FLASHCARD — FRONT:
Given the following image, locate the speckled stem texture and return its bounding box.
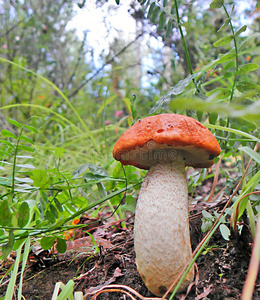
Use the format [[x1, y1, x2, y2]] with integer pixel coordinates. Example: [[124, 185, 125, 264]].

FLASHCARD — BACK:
[[134, 153, 194, 296]]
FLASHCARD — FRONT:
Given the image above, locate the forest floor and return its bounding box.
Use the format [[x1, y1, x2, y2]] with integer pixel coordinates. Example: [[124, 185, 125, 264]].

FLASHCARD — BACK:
[[1, 200, 260, 300], [0, 167, 260, 300]]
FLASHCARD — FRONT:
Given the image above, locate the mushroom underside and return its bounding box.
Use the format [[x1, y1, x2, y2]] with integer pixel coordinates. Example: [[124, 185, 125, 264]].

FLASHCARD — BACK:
[[117, 142, 214, 169]]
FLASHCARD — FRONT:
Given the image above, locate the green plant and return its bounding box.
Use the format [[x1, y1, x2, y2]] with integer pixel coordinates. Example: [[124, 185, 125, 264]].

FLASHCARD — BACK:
[[201, 209, 231, 241], [0, 60, 142, 298], [51, 280, 83, 300]]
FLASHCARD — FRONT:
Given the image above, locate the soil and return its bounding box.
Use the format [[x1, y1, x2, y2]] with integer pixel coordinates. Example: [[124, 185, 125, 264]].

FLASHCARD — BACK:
[[1, 200, 259, 300]]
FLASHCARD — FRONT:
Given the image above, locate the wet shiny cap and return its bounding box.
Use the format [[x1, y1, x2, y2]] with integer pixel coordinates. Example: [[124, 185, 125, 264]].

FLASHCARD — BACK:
[[113, 114, 221, 170]]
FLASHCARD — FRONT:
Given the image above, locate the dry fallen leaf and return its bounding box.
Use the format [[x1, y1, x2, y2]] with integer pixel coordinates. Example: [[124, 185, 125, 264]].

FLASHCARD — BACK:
[[195, 285, 212, 300]]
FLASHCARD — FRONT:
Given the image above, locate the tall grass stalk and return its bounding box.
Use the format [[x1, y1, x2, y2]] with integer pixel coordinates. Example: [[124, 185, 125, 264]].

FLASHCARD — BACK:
[[0, 57, 99, 152]]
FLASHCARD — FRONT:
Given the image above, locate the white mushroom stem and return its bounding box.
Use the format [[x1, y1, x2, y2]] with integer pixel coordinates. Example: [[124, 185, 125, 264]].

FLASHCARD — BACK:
[[134, 151, 194, 296]]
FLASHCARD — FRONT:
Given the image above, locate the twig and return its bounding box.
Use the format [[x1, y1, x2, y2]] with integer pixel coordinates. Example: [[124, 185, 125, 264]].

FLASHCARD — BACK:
[[206, 155, 222, 202], [241, 211, 260, 300], [85, 284, 161, 300], [68, 32, 144, 98]]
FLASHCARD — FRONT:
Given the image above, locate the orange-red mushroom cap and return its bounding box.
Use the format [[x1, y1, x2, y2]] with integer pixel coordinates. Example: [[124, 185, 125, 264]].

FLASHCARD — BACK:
[[113, 114, 221, 170]]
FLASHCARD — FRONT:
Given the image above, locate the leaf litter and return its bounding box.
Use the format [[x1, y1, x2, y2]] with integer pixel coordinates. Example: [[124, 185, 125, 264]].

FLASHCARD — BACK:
[[0, 183, 259, 299]]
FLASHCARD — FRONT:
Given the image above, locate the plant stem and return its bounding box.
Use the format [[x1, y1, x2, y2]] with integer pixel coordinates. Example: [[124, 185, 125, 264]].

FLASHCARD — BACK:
[[241, 207, 260, 300], [174, 0, 193, 77], [0, 57, 99, 152], [0, 182, 141, 244], [173, 0, 200, 94], [223, 4, 239, 129], [11, 127, 24, 198], [223, 5, 239, 104]]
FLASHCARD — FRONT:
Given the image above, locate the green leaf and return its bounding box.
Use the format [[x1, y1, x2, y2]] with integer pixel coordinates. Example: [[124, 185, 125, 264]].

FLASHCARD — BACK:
[[13, 236, 28, 251], [210, 0, 224, 9], [72, 164, 88, 178], [163, 0, 167, 7], [197, 111, 203, 122], [30, 169, 52, 189], [56, 238, 67, 254], [40, 236, 56, 250], [223, 71, 233, 78], [230, 3, 235, 14], [219, 224, 230, 241], [237, 63, 259, 75], [147, 2, 156, 19], [0, 140, 15, 149], [24, 125, 38, 133], [170, 4, 175, 14], [78, 0, 86, 8], [158, 11, 166, 30], [168, 96, 260, 121], [149, 73, 200, 114], [88, 164, 109, 177], [84, 172, 108, 181], [20, 135, 34, 144], [18, 202, 30, 228], [206, 88, 231, 99], [8, 119, 22, 128], [49, 204, 58, 219], [214, 35, 233, 47], [96, 95, 117, 117], [73, 163, 109, 179], [54, 198, 63, 212], [209, 112, 218, 124], [216, 53, 236, 64], [217, 18, 231, 32], [202, 210, 214, 220], [224, 61, 235, 70], [235, 25, 247, 37], [53, 147, 66, 158], [239, 147, 260, 164], [18, 145, 34, 152], [130, 95, 137, 121], [0, 200, 11, 226], [0, 149, 13, 157], [165, 19, 173, 37], [151, 6, 161, 24], [201, 219, 213, 232], [45, 209, 56, 223], [1, 129, 17, 139], [2, 230, 15, 259], [236, 81, 260, 93], [115, 0, 120, 4]]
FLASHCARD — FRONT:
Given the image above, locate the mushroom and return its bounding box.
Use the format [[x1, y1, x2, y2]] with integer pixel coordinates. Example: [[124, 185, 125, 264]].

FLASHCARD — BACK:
[[113, 114, 221, 296]]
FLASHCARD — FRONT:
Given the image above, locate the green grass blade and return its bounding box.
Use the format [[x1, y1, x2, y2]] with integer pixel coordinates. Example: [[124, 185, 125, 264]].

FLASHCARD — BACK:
[[206, 124, 260, 143], [0, 57, 99, 152], [239, 146, 260, 164], [56, 280, 74, 300], [17, 238, 31, 300], [241, 208, 260, 300], [0, 104, 82, 135], [5, 240, 25, 300]]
